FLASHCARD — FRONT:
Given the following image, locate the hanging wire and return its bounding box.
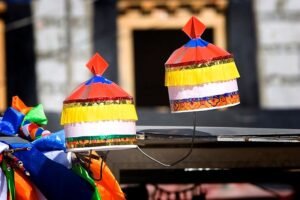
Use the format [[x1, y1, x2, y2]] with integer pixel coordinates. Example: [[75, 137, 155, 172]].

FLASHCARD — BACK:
[[92, 151, 109, 181], [137, 112, 197, 167], [76, 150, 109, 181], [3, 147, 31, 176]]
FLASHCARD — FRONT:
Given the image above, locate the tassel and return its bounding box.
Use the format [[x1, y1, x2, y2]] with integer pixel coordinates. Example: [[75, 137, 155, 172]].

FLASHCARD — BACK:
[[165, 61, 240, 86], [61, 104, 138, 125]]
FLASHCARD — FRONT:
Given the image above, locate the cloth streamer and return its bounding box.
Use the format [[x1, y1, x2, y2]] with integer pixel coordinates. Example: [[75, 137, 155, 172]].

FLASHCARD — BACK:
[[0, 142, 9, 200], [14, 170, 46, 200], [88, 154, 125, 200], [0, 107, 24, 136], [43, 150, 72, 169], [11, 96, 48, 126], [72, 163, 101, 200], [14, 147, 94, 200], [23, 104, 48, 126], [0, 167, 7, 200], [1, 160, 15, 200], [11, 96, 32, 115], [31, 130, 65, 151]]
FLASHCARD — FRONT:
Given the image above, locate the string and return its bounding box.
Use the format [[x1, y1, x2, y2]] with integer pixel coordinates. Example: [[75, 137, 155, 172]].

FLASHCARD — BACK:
[[92, 151, 109, 181], [3, 147, 31, 176], [75, 151, 109, 181], [137, 112, 197, 167]]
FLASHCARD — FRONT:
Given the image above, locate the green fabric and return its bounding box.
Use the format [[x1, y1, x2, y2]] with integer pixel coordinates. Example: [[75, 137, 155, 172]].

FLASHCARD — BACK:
[[72, 163, 101, 200], [1, 160, 15, 200], [23, 104, 48, 125]]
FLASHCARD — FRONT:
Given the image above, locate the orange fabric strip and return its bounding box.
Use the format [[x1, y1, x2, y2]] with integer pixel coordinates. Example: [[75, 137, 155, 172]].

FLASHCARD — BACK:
[[11, 96, 32, 114], [89, 153, 125, 200], [14, 170, 39, 200]]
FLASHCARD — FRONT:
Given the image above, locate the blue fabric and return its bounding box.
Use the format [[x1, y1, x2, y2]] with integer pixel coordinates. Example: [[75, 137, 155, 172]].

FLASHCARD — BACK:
[[7, 130, 65, 152], [14, 147, 94, 200], [35, 127, 44, 138], [0, 136, 31, 149], [184, 38, 209, 47], [85, 76, 112, 85], [0, 107, 24, 136], [32, 130, 66, 152], [9, 142, 32, 149]]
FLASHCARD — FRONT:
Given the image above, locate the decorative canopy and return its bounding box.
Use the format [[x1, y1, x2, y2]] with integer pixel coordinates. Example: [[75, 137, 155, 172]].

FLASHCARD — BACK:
[[61, 53, 138, 152], [165, 17, 240, 113]]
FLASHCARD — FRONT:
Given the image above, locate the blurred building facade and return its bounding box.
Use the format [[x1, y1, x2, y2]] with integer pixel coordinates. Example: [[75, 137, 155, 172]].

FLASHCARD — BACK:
[[2, 0, 300, 128], [255, 0, 300, 109], [32, 0, 92, 111], [1, 1, 300, 199], [117, 0, 228, 107]]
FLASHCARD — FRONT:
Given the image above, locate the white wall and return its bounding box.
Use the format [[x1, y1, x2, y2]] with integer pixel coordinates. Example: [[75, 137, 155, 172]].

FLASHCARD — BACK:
[[255, 0, 300, 109], [33, 0, 92, 112]]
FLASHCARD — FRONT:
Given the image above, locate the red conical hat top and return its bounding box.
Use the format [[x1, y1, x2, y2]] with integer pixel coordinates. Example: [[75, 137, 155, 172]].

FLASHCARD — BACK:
[[182, 16, 206, 39], [86, 53, 108, 76], [165, 16, 231, 67], [64, 53, 132, 103]]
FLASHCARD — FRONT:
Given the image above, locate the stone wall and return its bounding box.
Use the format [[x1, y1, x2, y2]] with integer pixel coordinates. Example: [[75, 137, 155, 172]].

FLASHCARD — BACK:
[[255, 0, 300, 109], [33, 0, 92, 111]]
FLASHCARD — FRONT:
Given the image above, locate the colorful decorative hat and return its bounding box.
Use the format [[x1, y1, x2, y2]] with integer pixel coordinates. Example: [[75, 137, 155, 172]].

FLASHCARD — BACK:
[[61, 53, 138, 152], [165, 17, 240, 113]]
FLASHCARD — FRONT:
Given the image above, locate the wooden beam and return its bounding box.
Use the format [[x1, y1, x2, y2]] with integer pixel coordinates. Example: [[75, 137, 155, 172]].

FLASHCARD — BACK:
[[0, 2, 6, 111]]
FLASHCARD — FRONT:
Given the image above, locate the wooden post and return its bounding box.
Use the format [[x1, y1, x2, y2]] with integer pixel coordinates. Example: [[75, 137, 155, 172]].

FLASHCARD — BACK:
[[0, 2, 6, 111]]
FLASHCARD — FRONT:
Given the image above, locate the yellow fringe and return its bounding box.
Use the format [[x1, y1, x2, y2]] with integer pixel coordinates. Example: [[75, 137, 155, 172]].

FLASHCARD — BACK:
[[165, 62, 240, 86], [61, 104, 138, 125]]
